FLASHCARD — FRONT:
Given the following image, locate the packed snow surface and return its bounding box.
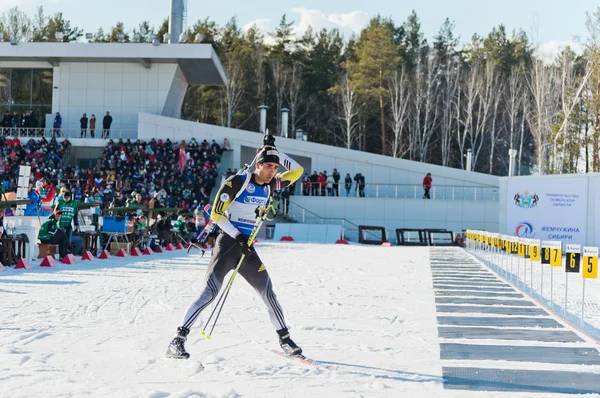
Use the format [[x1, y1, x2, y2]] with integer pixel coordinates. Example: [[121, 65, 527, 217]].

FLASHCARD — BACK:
[[0, 243, 598, 397]]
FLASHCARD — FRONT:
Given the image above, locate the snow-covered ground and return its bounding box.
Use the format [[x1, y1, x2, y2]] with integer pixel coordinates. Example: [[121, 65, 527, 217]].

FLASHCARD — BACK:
[[1, 243, 599, 397], [0, 243, 446, 398]]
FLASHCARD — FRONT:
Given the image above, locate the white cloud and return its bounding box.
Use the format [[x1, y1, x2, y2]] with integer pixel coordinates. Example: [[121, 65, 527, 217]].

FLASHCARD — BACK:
[[0, 0, 31, 13], [243, 8, 370, 43], [536, 40, 583, 64], [327, 10, 370, 34]]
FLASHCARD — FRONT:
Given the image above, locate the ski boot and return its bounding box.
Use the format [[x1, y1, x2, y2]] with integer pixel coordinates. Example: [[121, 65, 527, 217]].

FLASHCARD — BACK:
[[166, 327, 190, 359], [277, 327, 302, 356]]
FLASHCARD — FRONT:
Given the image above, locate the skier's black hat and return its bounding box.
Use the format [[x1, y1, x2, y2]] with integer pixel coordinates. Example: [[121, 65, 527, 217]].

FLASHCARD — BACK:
[[257, 147, 279, 165]]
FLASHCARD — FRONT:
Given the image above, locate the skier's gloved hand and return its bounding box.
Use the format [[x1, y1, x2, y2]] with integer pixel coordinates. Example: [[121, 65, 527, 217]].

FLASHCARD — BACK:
[[235, 233, 254, 256], [263, 134, 276, 147]]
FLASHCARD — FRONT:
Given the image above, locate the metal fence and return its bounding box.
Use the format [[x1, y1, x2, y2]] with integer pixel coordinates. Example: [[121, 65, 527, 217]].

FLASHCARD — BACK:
[[282, 200, 386, 243], [297, 183, 498, 201], [466, 232, 600, 342], [0, 127, 137, 140]]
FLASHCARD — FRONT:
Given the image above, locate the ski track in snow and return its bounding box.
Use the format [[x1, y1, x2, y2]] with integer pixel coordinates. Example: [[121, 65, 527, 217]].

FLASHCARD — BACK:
[[0, 243, 597, 397]]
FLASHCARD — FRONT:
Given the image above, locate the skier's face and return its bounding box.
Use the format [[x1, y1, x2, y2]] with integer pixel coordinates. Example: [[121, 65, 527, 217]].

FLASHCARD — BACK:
[[255, 162, 279, 183]]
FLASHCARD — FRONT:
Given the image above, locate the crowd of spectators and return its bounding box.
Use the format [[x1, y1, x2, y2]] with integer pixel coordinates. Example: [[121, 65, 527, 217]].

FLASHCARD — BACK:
[[0, 136, 71, 193], [1, 109, 41, 136], [59, 137, 224, 211], [0, 136, 226, 218], [300, 169, 366, 197]]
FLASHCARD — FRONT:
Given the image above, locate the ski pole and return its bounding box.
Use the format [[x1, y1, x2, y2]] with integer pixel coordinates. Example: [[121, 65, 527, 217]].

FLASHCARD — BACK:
[[201, 199, 273, 339]]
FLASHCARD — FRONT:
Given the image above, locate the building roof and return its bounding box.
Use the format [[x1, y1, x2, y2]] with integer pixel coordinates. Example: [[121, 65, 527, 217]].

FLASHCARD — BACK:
[[0, 42, 227, 86]]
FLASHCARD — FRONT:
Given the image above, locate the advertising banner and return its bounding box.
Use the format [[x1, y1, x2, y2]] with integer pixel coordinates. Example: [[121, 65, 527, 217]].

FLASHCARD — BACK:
[[506, 176, 588, 246]]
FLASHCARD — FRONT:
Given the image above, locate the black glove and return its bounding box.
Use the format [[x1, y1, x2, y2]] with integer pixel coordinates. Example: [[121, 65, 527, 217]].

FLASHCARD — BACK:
[[235, 233, 254, 256], [263, 134, 276, 147]]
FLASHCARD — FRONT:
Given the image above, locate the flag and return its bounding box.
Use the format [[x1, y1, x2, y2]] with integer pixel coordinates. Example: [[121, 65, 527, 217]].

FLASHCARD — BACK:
[[179, 144, 190, 172]]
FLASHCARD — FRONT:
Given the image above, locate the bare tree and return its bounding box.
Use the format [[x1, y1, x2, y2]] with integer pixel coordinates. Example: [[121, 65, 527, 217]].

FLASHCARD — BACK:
[[387, 67, 410, 158], [553, 50, 593, 173], [526, 58, 560, 174], [457, 61, 482, 169], [440, 60, 460, 166], [411, 51, 441, 162], [585, 8, 600, 171], [506, 65, 525, 150], [270, 58, 288, 135], [486, 63, 504, 174], [285, 63, 308, 134], [224, 62, 245, 128], [1, 6, 31, 42], [333, 73, 360, 149], [471, 60, 495, 170]]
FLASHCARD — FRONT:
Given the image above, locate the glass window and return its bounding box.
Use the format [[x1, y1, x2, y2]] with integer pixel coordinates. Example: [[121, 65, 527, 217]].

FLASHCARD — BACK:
[[32, 69, 53, 105], [10, 69, 32, 105], [0, 68, 53, 112]]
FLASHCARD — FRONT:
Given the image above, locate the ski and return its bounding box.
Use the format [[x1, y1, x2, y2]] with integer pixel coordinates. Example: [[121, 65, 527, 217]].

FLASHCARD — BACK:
[[272, 350, 334, 370]]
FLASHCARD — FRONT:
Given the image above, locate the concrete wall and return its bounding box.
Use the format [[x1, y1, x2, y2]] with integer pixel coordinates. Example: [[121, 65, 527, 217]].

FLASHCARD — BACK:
[[138, 113, 499, 188], [51, 62, 187, 134], [291, 196, 499, 234]]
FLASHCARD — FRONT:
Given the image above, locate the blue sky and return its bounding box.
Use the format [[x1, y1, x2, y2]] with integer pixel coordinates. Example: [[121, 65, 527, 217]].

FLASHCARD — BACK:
[[4, 0, 598, 50]]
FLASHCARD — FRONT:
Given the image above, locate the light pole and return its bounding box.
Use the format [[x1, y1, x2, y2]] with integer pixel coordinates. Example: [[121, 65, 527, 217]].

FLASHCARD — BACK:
[[508, 149, 518, 176]]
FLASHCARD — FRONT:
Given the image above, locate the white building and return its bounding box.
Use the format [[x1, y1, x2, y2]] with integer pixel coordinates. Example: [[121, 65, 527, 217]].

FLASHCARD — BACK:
[[0, 42, 226, 135]]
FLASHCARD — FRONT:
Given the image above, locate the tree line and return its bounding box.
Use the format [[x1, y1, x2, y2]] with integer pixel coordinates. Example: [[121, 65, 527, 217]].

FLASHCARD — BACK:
[[3, 6, 600, 176]]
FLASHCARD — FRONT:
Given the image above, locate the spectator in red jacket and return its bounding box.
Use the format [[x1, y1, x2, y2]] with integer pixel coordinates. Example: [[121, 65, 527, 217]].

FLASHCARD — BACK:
[[317, 172, 326, 196], [423, 173, 432, 199]]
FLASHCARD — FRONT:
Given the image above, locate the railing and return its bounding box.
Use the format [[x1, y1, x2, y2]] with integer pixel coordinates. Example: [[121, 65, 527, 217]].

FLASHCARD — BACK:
[[282, 200, 386, 243], [466, 231, 600, 342], [0, 127, 137, 140], [297, 183, 498, 201]]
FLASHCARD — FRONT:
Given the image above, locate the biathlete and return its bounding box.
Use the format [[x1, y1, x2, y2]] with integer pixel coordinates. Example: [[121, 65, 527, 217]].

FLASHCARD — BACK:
[[167, 135, 304, 359]]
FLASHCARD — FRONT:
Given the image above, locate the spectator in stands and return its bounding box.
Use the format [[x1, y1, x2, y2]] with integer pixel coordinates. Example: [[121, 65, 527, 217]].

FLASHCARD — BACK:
[[111, 192, 126, 208], [317, 172, 326, 196], [80, 113, 88, 138], [25, 109, 37, 134], [326, 173, 334, 196], [423, 173, 432, 199], [354, 173, 365, 197], [310, 171, 318, 196], [147, 192, 160, 230], [1, 111, 10, 134], [211, 140, 221, 156], [344, 173, 352, 197], [53, 112, 62, 137], [89, 114, 96, 138], [359, 173, 365, 197], [281, 187, 290, 215], [353, 173, 360, 196], [332, 168, 340, 196], [102, 111, 113, 139], [223, 138, 231, 151], [301, 173, 310, 196], [11, 111, 19, 135]]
